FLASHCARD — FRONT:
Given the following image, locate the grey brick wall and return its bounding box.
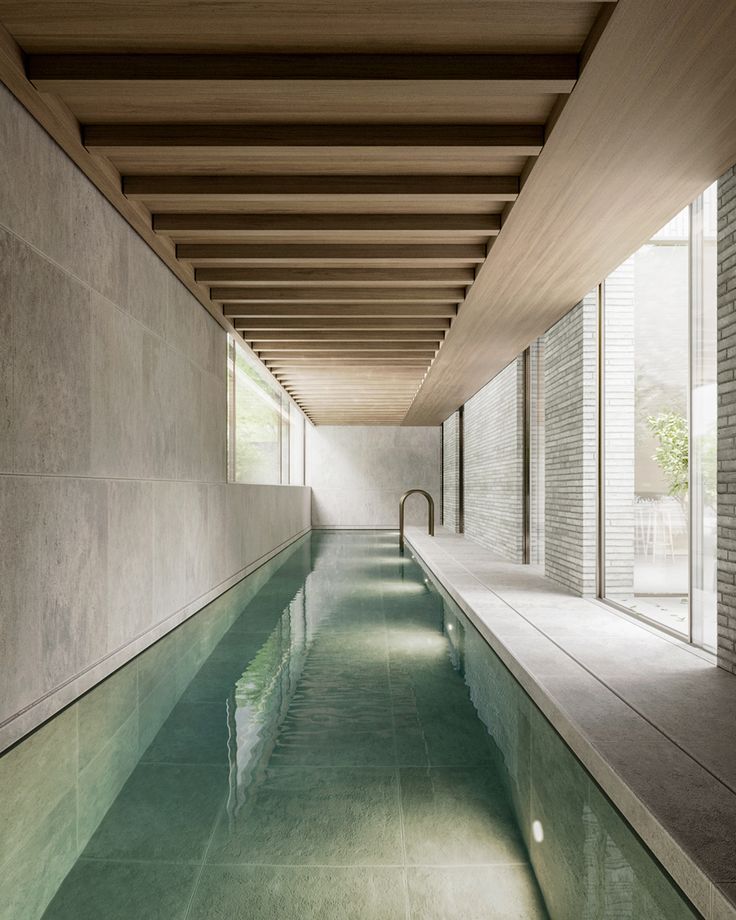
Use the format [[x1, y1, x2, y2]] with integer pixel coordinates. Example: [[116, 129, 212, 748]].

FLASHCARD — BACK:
[[602, 261, 636, 599], [528, 340, 545, 564], [464, 358, 525, 562], [442, 411, 462, 531], [717, 165, 736, 673], [544, 293, 599, 595]]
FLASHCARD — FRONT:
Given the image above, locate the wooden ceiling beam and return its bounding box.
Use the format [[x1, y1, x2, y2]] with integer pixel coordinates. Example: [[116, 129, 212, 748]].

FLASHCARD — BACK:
[[154, 213, 501, 234], [125, 174, 519, 200], [227, 303, 457, 317], [195, 267, 475, 285], [217, 286, 463, 303], [244, 330, 443, 342], [254, 343, 437, 353], [177, 243, 486, 264], [30, 53, 577, 90], [83, 123, 544, 155], [235, 317, 451, 330], [266, 358, 431, 366]]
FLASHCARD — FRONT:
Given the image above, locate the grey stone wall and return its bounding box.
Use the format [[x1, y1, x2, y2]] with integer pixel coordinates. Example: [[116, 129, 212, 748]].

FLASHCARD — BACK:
[[306, 425, 441, 528], [717, 165, 736, 673], [0, 84, 310, 749], [463, 358, 525, 561], [544, 293, 599, 594], [442, 411, 462, 531]]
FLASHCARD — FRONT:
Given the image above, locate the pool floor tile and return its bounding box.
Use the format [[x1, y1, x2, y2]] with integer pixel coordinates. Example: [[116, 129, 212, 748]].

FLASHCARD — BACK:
[[83, 763, 226, 862], [206, 766, 403, 866], [400, 767, 528, 866], [42, 859, 199, 920], [271, 725, 397, 767], [187, 865, 408, 920], [140, 701, 230, 766], [406, 866, 548, 919]]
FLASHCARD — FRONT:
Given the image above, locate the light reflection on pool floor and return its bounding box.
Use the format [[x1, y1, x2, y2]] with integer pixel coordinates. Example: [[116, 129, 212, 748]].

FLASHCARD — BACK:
[[42, 531, 547, 919], [40, 531, 696, 920]]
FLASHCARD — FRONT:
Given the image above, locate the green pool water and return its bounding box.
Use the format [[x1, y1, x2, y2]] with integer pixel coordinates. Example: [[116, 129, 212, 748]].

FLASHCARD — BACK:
[[4, 531, 698, 919]]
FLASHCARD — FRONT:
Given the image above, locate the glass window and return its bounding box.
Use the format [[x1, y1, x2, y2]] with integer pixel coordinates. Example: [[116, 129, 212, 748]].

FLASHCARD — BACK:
[[289, 401, 306, 485], [601, 185, 717, 650], [227, 336, 304, 485]]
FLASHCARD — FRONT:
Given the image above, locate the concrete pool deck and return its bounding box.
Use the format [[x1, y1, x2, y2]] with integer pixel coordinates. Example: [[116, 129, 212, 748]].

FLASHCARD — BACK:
[[405, 526, 736, 920]]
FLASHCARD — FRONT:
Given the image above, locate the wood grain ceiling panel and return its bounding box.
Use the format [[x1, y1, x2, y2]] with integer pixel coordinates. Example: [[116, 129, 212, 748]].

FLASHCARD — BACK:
[[0, 3, 599, 53], [0, 0, 612, 424]]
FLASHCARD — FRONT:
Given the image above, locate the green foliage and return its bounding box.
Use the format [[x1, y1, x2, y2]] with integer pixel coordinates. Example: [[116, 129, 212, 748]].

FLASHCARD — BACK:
[[647, 411, 689, 497]]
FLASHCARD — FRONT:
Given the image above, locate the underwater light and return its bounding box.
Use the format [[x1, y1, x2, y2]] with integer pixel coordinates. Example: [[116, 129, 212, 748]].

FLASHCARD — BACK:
[[447, 623, 454, 631], [532, 820, 544, 843]]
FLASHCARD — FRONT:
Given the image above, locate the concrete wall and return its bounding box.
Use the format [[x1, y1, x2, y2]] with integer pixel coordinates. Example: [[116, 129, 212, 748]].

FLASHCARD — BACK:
[[463, 358, 526, 561], [717, 165, 736, 674], [442, 411, 462, 531], [544, 293, 599, 595], [0, 84, 310, 751], [0, 535, 311, 920], [306, 425, 441, 528]]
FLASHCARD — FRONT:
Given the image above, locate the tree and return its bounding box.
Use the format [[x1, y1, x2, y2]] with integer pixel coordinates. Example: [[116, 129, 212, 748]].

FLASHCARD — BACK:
[[646, 411, 688, 498]]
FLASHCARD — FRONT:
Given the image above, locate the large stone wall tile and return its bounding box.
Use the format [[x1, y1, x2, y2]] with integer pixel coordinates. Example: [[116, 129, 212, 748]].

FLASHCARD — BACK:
[[0, 477, 43, 723], [90, 293, 149, 478], [206, 321, 227, 381], [125, 230, 168, 338], [0, 85, 71, 258], [107, 480, 154, 651], [306, 426, 439, 528], [141, 333, 178, 480], [173, 356, 203, 482], [0, 702, 77, 868], [152, 480, 209, 618], [7, 475, 108, 708], [201, 371, 227, 483], [77, 661, 138, 769], [64, 171, 129, 307], [166, 274, 213, 373], [0, 230, 14, 472], [0, 788, 78, 920], [207, 484, 243, 587], [12, 246, 92, 475]]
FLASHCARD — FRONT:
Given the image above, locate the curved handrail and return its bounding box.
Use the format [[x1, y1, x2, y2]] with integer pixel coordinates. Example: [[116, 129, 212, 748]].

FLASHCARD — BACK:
[[399, 489, 435, 551]]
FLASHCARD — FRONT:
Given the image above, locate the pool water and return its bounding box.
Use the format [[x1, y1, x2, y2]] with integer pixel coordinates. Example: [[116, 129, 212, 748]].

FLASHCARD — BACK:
[[11, 531, 697, 918]]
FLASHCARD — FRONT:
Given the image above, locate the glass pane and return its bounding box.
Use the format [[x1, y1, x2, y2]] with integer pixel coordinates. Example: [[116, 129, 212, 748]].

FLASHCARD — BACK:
[[691, 183, 718, 652], [603, 207, 690, 635], [289, 402, 305, 485], [231, 341, 288, 484]]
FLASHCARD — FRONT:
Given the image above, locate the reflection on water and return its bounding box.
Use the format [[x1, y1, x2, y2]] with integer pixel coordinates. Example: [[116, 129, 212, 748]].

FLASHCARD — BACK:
[[19, 531, 698, 919]]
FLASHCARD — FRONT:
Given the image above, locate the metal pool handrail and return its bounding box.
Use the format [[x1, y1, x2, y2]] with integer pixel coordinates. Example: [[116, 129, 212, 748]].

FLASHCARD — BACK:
[[399, 489, 435, 551]]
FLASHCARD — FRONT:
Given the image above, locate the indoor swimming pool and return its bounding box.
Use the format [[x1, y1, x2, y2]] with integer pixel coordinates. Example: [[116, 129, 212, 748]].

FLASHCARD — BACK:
[[3, 532, 697, 919]]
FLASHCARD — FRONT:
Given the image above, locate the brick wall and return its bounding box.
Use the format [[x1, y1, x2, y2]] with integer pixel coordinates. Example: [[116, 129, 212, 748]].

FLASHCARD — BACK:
[[544, 293, 599, 594], [528, 340, 545, 564], [603, 260, 636, 599], [442, 411, 462, 531], [464, 358, 525, 561], [717, 165, 736, 673]]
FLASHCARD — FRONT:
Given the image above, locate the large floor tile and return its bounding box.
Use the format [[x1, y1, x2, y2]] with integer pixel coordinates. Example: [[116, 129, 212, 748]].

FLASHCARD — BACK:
[[141, 701, 230, 766], [42, 859, 198, 920], [271, 725, 396, 767], [83, 763, 226, 862], [206, 766, 403, 866], [188, 865, 407, 920], [400, 767, 527, 866], [406, 866, 548, 919]]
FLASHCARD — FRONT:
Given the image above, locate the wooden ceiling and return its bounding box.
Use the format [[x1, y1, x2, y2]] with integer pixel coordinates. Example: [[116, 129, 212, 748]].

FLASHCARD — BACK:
[[0, 0, 610, 424]]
